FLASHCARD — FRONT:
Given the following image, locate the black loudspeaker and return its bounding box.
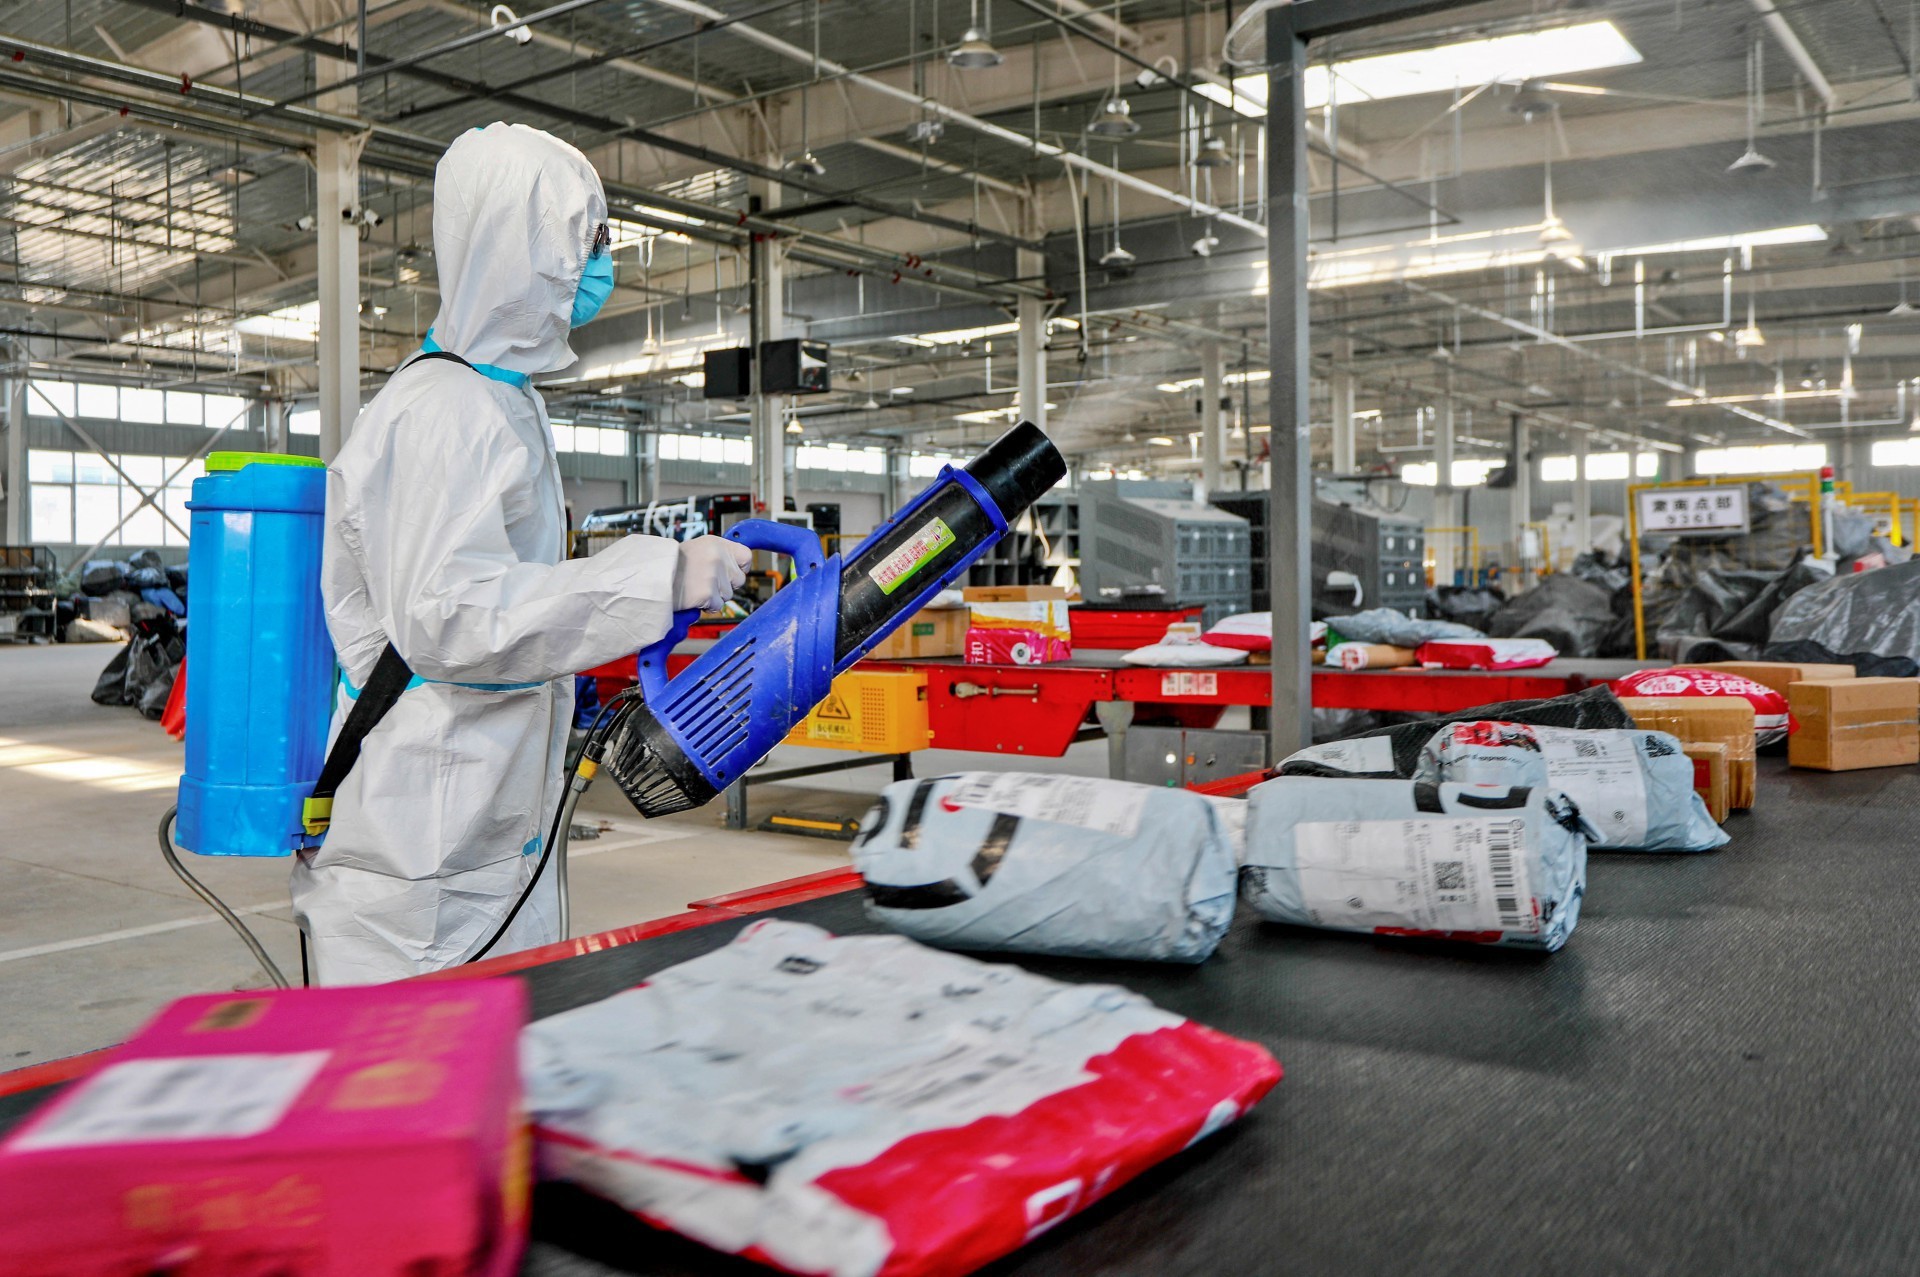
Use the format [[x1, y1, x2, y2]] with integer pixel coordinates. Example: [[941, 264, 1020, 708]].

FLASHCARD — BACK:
[[759, 338, 831, 394], [702, 347, 752, 399]]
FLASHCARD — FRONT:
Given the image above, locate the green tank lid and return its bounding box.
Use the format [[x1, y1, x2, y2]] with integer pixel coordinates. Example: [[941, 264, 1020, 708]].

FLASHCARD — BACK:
[[206, 451, 325, 473]]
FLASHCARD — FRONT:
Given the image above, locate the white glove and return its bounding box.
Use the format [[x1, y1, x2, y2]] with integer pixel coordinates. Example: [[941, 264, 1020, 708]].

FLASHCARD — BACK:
[[675, 535, 752, 612]]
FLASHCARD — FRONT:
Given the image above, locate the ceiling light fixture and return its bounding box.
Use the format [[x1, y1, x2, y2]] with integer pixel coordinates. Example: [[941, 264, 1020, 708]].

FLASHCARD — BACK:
[[1087, 96, 1141, 137], [1728, 37, 1776, 174], [1732, 296, 1766, 349], [1099, 244, 1137, 269], [785, 417, 804, 434], [1195, 135, 1232, 168], [949, 0, 1002, 68], [787, 0, 828, 178]]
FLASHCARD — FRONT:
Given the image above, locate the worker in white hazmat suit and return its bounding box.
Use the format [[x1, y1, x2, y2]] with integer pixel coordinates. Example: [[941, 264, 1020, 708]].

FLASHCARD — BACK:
[[291, 122, 750, 984]]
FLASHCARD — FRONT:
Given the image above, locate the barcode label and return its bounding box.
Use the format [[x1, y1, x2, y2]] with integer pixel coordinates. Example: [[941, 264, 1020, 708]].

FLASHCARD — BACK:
[[1293, 816, 1539, 935]]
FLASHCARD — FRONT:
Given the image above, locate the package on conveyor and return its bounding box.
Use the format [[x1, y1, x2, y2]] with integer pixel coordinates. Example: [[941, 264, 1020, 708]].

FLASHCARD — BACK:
[[0, 981, 529, 1277], [1327, 641, 1416, 670], [1695, 659, 1855, 699], [1240, 778, 1591, 951], [1278, 684, 1637, 779], [851, 772, 1238, 962], [1415, 637, 1557, 671], [521, 919, 1281, 1277], [1612, 667, 1789, 747], [1617, 694, 1758, 809], [963, 584, 1072, 665], [1787, 677, 1920, 771], [1413, 721, 1729, 852], [1683, 741, 1732, 822]]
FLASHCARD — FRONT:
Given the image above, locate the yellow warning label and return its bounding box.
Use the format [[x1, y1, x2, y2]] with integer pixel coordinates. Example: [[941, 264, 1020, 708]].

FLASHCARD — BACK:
[[815, 693, 852, 720], [807, 717, 857, 743]]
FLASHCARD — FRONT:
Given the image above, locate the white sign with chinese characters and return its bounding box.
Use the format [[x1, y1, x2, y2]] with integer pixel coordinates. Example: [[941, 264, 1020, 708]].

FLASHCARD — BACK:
[[1636, 485, 1750, 536]]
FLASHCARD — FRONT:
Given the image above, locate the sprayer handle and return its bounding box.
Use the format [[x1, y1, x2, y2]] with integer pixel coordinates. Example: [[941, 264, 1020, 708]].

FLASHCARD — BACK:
[[636, 608, 701, 703], [725, 519, 825, 574]]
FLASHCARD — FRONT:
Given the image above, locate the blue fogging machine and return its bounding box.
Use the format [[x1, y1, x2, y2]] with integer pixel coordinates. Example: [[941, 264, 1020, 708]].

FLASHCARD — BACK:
[[172, 423, 1064, 856], [604, 420, 1063, 815]]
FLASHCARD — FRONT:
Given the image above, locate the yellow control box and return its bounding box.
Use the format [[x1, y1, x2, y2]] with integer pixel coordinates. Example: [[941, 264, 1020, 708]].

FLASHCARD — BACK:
[[784, 669, 931, 753]]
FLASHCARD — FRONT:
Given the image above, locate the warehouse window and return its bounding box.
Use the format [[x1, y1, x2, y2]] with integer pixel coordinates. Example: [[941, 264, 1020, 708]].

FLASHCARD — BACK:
[[120, 388, 167, 424], [27, 449, 202, 547], [1539, 452, 1660, 481], [908, 453, 955, 477], [657, 434, 749, 464], [550, 420, 630, 455], [1870, 439, 1920, 467], [1692, 443, 1827, 476], [1400, 459, 1502, 486], [797, 445, 885, 474], [27, 381, 76, 417], [289, 408, 320, 436]]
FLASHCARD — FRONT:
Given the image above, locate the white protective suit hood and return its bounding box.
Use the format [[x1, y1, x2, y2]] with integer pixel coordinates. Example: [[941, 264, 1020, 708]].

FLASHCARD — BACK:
[[292, 122, 681, 985], [430, 121, 606, 375]]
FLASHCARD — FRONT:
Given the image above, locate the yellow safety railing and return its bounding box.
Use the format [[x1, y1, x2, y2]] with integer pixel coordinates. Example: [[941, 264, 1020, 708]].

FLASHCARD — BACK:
[[1627, 472, 1822, 660], [1836, 488, 1904, 547], [1523, 520, 1553, 575], [1425, 526, 1481, 587]]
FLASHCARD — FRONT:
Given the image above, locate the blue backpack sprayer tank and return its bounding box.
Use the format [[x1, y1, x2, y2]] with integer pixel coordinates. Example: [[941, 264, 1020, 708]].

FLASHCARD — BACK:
[[160, 423, 1065, 979]]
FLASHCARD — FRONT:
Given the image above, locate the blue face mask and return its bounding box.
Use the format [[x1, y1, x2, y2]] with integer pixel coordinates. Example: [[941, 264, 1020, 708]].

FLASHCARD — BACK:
[[570, 250, 614, 328]]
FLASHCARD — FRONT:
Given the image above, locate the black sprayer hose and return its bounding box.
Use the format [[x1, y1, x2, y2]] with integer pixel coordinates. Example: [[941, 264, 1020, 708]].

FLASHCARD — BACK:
[[462, 686, 644, 964], [158, 807, 291, 990]]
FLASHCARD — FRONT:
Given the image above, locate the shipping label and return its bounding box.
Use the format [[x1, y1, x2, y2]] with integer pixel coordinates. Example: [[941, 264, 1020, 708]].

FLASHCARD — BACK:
[[12, 1052, 331, 1149], [1533, 727, 1649, 847], [945, 773, 1149, 838], [1159, 671, 1218, 697], [1292, 816, 1537, 935]]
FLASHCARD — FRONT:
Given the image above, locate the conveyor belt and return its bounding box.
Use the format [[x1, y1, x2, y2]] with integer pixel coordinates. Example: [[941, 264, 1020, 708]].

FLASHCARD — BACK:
[[6, 757, 1918, 1274]]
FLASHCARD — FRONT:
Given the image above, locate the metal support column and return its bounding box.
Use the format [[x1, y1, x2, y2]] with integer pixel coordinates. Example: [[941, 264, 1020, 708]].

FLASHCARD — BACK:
[[1510, 413, 1532, 578], [1200, 338, 1225, 495], [1265, 5, 1313, 757], [1572, 430, 1592, 555], [1434, 374, 1458, 530], [748, 181, 786, 516], [2, 379, 23, 544], [1015, 210, 1049, 435], [1330, 334, 1357, 474], [314, 60, 361, 463]]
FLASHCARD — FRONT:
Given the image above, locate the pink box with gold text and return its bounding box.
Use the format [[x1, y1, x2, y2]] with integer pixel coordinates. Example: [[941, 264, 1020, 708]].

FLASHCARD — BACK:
[[0, 979, 529, 1277]]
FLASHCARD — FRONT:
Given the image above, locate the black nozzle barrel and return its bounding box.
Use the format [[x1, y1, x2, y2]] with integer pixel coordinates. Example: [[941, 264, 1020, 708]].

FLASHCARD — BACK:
[[833, 422, 1066, 663], [966, 420, 1067, 523]]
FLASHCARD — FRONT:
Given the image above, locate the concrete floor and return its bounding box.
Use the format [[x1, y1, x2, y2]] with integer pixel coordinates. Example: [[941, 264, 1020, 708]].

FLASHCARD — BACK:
[[0, 641, 1118, 1071]]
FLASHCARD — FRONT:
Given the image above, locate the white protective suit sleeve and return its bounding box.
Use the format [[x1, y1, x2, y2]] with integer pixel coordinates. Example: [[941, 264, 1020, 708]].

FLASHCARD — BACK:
[[330, 377, 679, 686]]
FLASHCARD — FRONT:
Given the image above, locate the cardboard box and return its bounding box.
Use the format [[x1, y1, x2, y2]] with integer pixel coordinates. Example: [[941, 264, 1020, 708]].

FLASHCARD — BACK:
[[1330, 642, 1417, 670], [1696, 660, 1856, 699], [962, 584, 1069, 603], [1683, 741, 1731, 823], [0, 980, 529, 1277], [866, 606, 968, 660], [1619, 695, 1758, 809], [1787, 677, 1920, 771], [966, 598, 1072, 665]]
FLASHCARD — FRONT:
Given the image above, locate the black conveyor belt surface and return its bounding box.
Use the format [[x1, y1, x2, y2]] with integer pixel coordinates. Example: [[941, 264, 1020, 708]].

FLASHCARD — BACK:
[[5, 759, 1918, 1275]]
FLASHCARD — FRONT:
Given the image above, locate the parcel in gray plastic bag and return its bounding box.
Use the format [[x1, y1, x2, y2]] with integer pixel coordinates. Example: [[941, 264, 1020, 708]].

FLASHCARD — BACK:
[[852, 772, 1238, 962], [1242, 778, 1588, 951], [1414, 721, 1729, 853]]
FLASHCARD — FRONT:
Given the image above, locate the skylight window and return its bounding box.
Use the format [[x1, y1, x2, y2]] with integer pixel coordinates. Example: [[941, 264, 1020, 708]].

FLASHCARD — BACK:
[[1196, 21, 1641, 115]]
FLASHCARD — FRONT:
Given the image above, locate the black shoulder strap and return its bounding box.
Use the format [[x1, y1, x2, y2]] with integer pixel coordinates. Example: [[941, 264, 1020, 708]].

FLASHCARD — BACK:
[[301, 346, 487, 837], [303, 644, 413, 836], [301, 347, 487, 837], [404, 348, 477, 373]]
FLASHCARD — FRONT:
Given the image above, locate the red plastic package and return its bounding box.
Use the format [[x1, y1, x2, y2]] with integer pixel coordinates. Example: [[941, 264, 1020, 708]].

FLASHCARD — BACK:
[[1415, 637, 1558, 670], [522, 921, 1280, 1277], [1611, 667, 1790, 744]]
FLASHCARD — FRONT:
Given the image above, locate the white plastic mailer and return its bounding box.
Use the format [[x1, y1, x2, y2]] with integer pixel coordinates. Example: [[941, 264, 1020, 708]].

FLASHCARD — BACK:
[[523, 920, 1282, 1277], [1242, 778, 1590, 951], [1413, 722, 1729, 853], [852, 773, 1237, 963]]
